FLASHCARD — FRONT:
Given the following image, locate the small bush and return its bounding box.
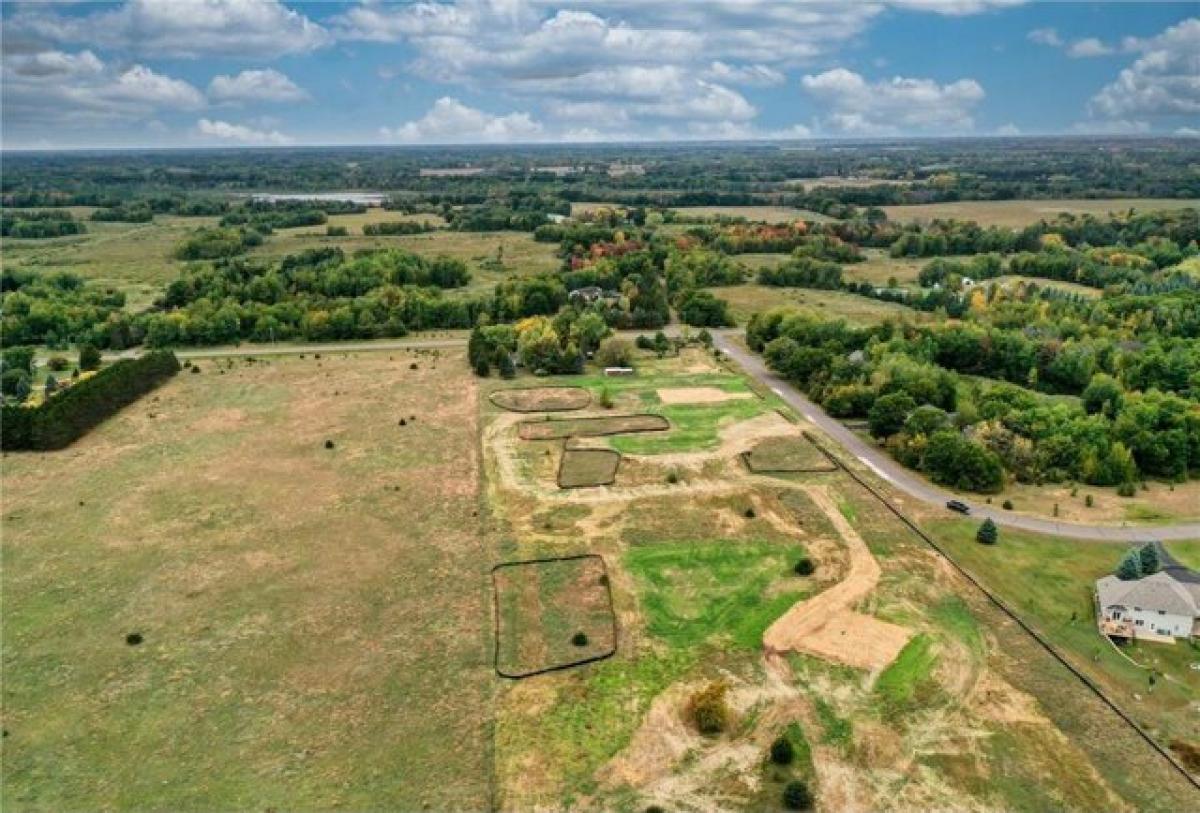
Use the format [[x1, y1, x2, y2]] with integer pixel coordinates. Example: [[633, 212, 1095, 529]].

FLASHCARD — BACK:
[[666, 469, 679, 484], [324, 439, 335, 449], [783, 780, 813, 811], [743, 507, 756, 519], [571, 631, 589, 647], [598, 385, 614, 409], [1001, 499, 1013, 510], [78, 344, 102, 372], [687, 681, 729, 735], [794, 558, 815, 576], [1085, 494, 1094, 507], [769, 736, 795, 765], [125, 632, 143, 646], [975, 518, 998, 545], [46, 356, 69, 372], [1117, 481, 1136, 497]]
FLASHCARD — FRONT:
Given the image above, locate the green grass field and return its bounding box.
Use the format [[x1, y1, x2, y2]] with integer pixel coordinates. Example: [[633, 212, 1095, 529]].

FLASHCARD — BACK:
[[709, 283, 932, 326], [926, 519, 1200, 750], [626, 538, 809, 650]]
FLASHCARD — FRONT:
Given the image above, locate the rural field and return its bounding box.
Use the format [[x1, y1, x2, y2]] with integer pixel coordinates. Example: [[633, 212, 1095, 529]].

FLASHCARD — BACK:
[[2, 350, 494, 810], [5, 34, 1200, 809], [882, 198, 1199, 228], [477, 345, 1198, 811], [709, 283, 935, 327]]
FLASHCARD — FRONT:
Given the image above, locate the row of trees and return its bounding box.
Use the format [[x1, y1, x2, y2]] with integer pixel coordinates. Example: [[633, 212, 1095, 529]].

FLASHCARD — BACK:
[[750, 310, 1200, 491], [1, 209, 86, 238]]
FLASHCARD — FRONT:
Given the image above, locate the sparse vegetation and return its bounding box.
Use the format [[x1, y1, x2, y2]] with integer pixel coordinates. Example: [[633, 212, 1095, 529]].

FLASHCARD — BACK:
[[687, 681, 730, 735]]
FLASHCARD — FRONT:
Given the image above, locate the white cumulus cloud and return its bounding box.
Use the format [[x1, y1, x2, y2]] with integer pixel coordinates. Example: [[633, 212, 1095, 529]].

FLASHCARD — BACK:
[[801, 68, 985, 134], [208, 69, 309, 104], [1088, 18, 1200, 122], [2, 48, 204, 128], [381, 97, 545, 144], [197, 118, 293, 145], [1066, 37, 1114, 58], [11, 0, 330, 59]]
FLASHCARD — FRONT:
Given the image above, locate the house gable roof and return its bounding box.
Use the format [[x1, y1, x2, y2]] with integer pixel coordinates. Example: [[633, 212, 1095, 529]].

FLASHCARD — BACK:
[[1096, 571, 1200, 617]]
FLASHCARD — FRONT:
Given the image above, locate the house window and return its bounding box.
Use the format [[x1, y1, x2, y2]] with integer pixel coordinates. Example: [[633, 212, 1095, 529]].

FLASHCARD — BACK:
[[1136, 619, 1144, 626], [1159, 610, 1166, 615]]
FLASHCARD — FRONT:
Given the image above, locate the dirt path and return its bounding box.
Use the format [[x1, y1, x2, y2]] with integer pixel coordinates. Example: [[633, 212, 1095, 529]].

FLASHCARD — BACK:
[[763, 484, 911, 671]]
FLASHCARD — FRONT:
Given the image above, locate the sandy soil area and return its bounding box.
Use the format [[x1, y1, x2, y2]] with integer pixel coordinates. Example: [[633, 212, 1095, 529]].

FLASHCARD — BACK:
[[656, 386, 755, 405], [763, 484, 911, 671]]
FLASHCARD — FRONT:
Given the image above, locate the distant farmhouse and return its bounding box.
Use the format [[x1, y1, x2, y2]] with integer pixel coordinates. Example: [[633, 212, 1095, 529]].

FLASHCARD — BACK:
[[1096, 555, 1200, 643], [568, 286, 621, 306]]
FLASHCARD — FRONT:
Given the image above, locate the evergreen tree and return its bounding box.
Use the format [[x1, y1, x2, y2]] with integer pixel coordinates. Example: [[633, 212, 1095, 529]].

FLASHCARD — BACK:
[[496, 348, 516, 379], [975, 518, 998, 545], [560, 342, 584, 374], [1138, 543, 1160, 575], [1116, 550, 1143, 581], [78, 343, 102, 371]]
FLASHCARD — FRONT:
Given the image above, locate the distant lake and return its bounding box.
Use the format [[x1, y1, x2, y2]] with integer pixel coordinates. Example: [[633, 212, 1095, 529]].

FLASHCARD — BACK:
[[249, 191, 389, 206]]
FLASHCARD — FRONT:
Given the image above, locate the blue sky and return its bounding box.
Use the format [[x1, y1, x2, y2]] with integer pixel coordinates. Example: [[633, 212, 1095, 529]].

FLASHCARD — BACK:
[[2, 1, 1197, 148]]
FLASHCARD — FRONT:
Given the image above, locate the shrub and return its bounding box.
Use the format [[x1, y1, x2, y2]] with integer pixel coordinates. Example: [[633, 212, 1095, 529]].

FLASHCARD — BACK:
[[571, 631, 589, 647], [326, 225, 349, 237], [598, 385, 614, 409], [1085, 494, 1094, 507], [324, 439, 335, 449], [1117, 481, 1137, 497], [1116, 550, 1142, 581], [744, 507, 756, 519], [794, 558, 815, 576], [783, 780, 813, 811], [666, 469, 679, 484], [975, 518, 998, 545], [687, 681, 729, 735], [769, 736, 795, 765], [595, 337, 634, 368], [78, 344, 102, 372], [473, 357, 491, 377], [46, 356, 69, 372], [1001, 499, 1013, 510], [1139, 543, 1160, 575]]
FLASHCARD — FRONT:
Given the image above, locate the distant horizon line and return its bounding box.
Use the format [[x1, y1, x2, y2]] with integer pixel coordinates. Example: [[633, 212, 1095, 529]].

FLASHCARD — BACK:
[[4, 133, 1198, 154]]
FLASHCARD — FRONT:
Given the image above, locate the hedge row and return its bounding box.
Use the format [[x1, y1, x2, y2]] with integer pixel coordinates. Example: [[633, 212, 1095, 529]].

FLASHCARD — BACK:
[[1, 350, 181, 450]]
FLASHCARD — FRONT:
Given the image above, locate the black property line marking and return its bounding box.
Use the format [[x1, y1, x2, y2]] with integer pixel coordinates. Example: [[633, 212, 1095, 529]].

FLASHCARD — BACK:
[[488, 385, 593, 413], [517, 413, 670, 440], [556, 443, 621, 489], [801, 430, 1200, 792], [490, 554, 619, 680]]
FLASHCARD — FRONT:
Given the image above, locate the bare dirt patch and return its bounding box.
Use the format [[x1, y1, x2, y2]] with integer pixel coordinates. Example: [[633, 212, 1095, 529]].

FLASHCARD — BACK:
[[763, 485, 912, 670], [490, 386, 591, 412], [656, 386, 754, 405]]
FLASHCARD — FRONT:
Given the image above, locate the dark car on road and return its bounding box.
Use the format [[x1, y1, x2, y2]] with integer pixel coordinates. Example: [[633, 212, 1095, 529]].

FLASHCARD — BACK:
[[946, 499, 971, 514]]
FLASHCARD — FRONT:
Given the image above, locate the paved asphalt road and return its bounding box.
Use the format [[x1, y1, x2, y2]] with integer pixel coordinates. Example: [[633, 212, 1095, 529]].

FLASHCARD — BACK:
[[116, 329, 1199, 541], [712, 332, 1200, 543]]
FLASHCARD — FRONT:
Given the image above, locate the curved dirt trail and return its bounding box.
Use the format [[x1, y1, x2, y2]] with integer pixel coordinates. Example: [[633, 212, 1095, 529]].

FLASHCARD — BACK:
[[763, 484, 911, 670]]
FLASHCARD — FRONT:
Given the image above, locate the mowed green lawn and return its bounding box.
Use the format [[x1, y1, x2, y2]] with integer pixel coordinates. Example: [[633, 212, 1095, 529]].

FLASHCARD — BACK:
[[1, 351, 493, 810], [927, 520, 1200, 749]]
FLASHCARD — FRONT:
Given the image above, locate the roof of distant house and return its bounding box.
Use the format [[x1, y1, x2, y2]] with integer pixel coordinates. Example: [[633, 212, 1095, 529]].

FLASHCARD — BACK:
[[1096, 571, 1200, 617]]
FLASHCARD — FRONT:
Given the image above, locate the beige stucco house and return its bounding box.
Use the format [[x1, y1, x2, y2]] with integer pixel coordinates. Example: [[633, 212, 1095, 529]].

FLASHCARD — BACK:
[[1096, 570, 1200, 643]]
